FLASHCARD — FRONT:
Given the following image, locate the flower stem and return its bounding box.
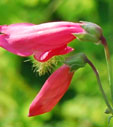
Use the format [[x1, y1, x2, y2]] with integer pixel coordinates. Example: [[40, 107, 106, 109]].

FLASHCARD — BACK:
[[85, 57, 113, 114], [108, 116, 113, 127], [101, 36, 113, 105]]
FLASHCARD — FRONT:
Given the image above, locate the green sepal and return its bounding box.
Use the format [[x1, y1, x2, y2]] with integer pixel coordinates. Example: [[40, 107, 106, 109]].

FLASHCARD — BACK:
[[64, 53, 87, 71], [73, 21, 103, 44]]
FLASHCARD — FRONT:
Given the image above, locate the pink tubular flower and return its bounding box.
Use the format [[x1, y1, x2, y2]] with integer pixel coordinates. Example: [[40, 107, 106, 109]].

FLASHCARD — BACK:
[[28, 64, 74, 116], [0, 22, 84, 62]]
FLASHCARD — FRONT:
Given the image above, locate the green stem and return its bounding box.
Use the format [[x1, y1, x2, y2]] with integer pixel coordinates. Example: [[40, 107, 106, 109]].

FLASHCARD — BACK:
[[85, 57, 113, 114], [108, 116, 113, 127], [101, 36, 113, 105]]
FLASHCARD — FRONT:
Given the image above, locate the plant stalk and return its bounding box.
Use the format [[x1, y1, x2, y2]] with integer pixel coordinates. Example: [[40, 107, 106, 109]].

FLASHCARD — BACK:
[[85, 57, 113, 114], [101, 36, 113, 105]]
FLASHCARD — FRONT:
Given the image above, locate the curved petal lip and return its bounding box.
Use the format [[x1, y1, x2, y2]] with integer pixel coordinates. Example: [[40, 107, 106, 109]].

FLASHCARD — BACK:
[[34, 45, 74, 62]]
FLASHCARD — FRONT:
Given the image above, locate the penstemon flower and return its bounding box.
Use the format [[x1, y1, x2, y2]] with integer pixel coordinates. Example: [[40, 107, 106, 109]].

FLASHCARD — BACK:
[[28, 53, 87, 117], [28, 64, 74, 116], [0, 22, 84, 62]]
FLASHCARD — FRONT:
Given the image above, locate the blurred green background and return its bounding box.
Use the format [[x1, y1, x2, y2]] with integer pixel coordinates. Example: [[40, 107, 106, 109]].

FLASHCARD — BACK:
[[0, 0, 113, 127]]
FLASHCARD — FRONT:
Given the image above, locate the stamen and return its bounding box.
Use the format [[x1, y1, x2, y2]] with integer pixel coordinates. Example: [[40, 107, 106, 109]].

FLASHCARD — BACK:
[[32, 56, 64, 76]]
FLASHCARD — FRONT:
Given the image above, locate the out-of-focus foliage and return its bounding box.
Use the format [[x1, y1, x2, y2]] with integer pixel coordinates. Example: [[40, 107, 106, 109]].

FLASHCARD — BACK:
[[0, 0, 113, 127]]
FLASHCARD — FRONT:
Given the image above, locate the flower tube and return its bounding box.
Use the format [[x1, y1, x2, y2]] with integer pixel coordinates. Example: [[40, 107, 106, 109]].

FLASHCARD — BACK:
[[0, 22, 84, 62]]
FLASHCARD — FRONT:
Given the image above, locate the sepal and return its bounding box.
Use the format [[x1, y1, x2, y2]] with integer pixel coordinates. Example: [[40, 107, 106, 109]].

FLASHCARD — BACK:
[[73, 21, 103, 44], [64, 53, 87, 71]]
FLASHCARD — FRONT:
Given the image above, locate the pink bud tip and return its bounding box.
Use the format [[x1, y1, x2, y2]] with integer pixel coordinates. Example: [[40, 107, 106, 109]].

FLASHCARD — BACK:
[[28, 65, 74, 117]]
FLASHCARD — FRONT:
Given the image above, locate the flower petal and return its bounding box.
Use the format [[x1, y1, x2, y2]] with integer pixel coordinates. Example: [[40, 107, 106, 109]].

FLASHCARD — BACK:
[[28, 65, 74, 116], [0, 23, 34, 35], [0, 34, 7, 46], [34, 45, 74, 62], [0, 34, 33, 56]]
